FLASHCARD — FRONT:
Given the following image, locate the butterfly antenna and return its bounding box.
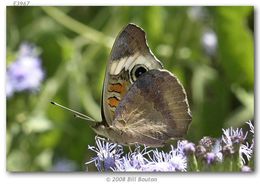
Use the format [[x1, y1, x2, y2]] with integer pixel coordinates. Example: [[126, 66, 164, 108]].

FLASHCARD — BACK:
[[73, 114, 96, 122], [50, 101, 96, 122]]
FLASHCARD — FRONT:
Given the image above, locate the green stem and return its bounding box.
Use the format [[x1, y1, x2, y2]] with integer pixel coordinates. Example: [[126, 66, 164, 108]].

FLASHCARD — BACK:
[[41, 7, 113, 48], [229, 155, 233, 171], [189, 153, 199, 172], [235, 151, 242, 171]]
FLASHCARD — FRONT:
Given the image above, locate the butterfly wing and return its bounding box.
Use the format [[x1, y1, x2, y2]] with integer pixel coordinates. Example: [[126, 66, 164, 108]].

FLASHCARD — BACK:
[[102, 23, 163, 126], [107, 69, 192, 147]]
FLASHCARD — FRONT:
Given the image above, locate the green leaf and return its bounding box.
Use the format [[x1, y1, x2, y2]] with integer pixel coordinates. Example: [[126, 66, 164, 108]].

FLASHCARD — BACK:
[[214, 6, 254, 88], [224, 86, 254, 127]]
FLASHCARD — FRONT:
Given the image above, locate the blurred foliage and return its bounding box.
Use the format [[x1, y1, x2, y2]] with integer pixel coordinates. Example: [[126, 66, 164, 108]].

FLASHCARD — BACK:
[[6, 6, 254, 171]]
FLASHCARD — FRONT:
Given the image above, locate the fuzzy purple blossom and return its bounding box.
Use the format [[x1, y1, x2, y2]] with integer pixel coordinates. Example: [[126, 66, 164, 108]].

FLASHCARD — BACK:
[[87, 137, 187, 172], [205, 152, 216, 164], [177, 140, 196, 155], [145, 150, 175, 171], [203, 140, 222, 164], [143, 147, 187, 172], [113, 148, 149, 172], [113, 156, 143, 172], [222, 123, 254, 166], [6, 43, 44, 97], [169, 146, 187, 171], [114, 144, 187, 172], [222, 127, 247, 147], [86, 136, 123, 171]]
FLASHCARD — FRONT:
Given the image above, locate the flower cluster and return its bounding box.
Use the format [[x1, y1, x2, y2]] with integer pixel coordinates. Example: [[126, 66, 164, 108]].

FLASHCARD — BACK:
[[86, 121, 254, 172], [6, 43, 45, 98], [86, 137, 187, 172]]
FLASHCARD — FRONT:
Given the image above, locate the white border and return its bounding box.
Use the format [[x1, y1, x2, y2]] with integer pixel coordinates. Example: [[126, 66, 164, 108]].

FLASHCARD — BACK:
[[1, 1, 259, 186], [2, 0, 257, 6]]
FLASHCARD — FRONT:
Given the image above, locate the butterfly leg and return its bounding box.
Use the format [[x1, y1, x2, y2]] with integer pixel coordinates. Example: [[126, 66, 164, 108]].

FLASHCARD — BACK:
[[128, 146, 133, 153], [95, 135, 109, 142]]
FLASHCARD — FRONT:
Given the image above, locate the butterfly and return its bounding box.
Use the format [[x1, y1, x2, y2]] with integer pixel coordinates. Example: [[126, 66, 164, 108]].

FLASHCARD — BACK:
[[52, 23, 192, 147]]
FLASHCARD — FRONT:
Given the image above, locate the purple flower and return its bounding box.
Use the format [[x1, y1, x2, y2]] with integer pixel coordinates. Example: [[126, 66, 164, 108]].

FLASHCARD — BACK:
[[88, 138, 187, 172], [113, 150, 148, 172], [241, 165, 251, 172], [144, 145, 187, 172], [113, 145, 151, 172], [6, 76, 15, 97], [222, 121, 254, 166], [239, 142, 253, 165], [145, 149, 175, 171], [204, 140, 223, 164], [201, 30, 218, 56], [205, 152, 216, 164], [113, 156, 142, 172], [222, 127, 247, 147], [177, 140, 196, 155], [86, 136, 123, 171], [199, 136, 215, 151], [169, 146, 187, 171], [6, 43, 44, 97]]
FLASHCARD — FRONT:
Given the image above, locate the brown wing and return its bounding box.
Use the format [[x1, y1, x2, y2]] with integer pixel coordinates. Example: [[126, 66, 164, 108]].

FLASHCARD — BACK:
[[108, 69, 192, 147], [110, 23, 150, 61], [102, 23, 162, 126]]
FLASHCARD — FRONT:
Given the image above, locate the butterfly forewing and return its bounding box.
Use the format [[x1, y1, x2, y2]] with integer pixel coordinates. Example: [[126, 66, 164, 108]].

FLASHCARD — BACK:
[[102, 24, 162, 126]]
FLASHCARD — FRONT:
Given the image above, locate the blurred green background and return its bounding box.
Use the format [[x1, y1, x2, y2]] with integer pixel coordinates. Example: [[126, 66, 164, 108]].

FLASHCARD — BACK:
[[6, 6, 254, 171]]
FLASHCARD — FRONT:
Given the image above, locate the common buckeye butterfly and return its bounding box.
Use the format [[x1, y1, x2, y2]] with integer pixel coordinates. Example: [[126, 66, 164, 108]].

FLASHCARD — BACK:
[[52, 23, 192, 147]]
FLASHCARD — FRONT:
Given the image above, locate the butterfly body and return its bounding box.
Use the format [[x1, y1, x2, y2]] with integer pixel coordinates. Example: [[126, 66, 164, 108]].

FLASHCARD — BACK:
[[92, 23, 192, 147]]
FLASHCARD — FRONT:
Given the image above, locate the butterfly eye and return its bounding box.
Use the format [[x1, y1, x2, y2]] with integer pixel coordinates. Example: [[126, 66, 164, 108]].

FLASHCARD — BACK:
[[130, 65, 148, 82]]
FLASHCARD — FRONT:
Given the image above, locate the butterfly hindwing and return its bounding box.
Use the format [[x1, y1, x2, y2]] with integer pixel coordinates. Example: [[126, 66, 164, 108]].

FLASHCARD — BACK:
[[107, 69, 192, 147]]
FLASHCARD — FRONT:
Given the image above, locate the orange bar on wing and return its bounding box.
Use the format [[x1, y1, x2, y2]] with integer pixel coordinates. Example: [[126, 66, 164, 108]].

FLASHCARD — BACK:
[[107, 97, 120, 108], [108, 83, 124, 93]]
